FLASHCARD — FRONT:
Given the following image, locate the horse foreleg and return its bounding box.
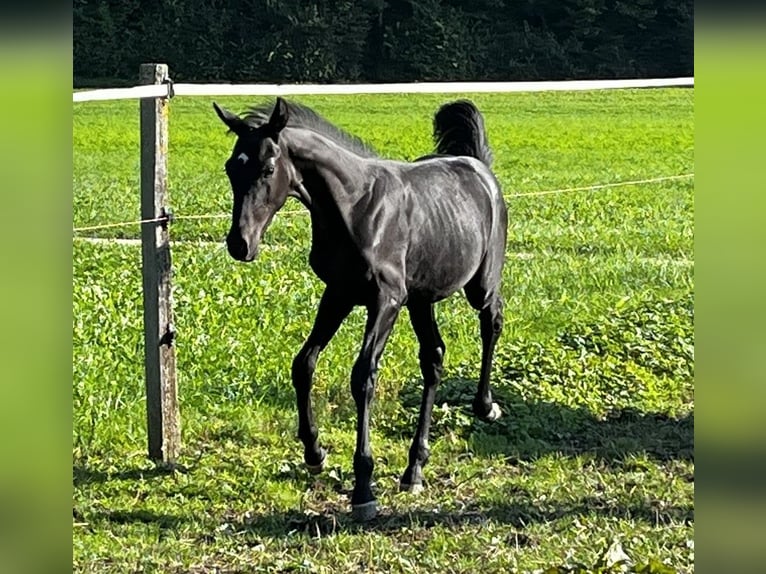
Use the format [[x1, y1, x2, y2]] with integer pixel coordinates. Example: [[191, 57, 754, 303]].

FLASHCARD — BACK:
[[400, 301, 445, 493], [349, 294, 400, 521], [292, 288, 353, 472]]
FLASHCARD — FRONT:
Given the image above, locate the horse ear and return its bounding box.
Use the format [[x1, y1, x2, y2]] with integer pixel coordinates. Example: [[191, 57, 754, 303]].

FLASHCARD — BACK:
[[213, 102, 249, 136], [268, 97, 289, 133]]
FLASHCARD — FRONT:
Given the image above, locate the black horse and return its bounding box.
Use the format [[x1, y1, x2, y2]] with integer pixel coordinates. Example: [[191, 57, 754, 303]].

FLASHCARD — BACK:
[[213, 97, 507, 521]]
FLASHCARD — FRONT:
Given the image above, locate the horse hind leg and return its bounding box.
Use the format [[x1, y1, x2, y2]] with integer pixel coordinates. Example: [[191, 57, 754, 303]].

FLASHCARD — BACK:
[[464, 279, 504, 422]]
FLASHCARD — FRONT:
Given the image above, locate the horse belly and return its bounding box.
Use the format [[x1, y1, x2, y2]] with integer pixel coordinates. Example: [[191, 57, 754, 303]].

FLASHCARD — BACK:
[[405, 223, 485, 301]]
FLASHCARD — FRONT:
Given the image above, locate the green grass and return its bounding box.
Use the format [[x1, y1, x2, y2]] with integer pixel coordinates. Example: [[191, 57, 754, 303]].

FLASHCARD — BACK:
[[73, 90, 693, 573]]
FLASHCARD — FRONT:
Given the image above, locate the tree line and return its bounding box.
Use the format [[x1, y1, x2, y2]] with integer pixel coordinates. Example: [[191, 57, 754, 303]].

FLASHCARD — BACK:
[[74, 0, 693, 86]]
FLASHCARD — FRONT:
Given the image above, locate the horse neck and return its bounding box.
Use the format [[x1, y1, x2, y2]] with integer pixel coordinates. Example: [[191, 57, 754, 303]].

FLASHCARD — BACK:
[[284, 128, 368, 224]]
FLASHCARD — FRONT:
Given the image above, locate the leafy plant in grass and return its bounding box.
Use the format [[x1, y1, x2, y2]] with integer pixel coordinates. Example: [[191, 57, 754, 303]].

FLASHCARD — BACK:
[[556, 295, 693, 381]]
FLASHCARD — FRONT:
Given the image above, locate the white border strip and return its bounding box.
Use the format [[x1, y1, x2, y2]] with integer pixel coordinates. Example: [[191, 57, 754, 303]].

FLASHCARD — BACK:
[[73, 77, 694, 102], [73, 84, 168, 102]]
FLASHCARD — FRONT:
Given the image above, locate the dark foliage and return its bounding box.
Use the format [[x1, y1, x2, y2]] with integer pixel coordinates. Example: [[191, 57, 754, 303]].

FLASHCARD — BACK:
[[73, 0, 692, 85]]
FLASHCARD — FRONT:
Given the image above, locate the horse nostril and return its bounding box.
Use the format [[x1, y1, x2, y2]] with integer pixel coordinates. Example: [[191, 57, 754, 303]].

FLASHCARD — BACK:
[[226, 234, 248, 261]]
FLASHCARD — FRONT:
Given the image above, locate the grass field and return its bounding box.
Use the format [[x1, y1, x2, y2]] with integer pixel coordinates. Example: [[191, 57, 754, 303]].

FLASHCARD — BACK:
[[73, 89, 694, 573]]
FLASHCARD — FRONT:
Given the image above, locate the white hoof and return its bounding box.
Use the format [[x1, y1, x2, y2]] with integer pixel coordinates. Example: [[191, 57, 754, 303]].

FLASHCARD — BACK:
[[399, 481, 424, 494], [486, 402, 502, 422]]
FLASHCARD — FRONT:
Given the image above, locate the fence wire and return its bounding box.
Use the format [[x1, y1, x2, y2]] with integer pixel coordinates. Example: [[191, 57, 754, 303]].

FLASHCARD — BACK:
[[72, 173, 694, 235]]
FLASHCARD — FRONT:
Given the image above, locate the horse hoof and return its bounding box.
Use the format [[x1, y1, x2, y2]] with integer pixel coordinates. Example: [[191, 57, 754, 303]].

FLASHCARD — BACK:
[[399, 481, 424, 494], [351, 500, 378, 522], [305, 449, 327, 474], [485, 402, 502, 422]]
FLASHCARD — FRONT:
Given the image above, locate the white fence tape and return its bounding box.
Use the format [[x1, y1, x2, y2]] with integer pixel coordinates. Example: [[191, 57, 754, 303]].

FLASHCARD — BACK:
[[73, 84, 168, 102], [73, 77, 694, 102]]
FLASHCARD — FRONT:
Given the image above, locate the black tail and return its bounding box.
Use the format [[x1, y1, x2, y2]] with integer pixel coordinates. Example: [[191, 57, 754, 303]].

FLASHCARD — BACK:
[[433, 100, 493, 167]]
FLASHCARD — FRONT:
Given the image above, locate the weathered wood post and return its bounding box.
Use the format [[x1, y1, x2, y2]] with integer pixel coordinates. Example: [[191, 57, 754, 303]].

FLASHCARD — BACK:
[[139, 63, 180, 464]]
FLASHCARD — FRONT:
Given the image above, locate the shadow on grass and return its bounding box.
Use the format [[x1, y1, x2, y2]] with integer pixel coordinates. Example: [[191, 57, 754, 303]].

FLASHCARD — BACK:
[[225, 493, 693, 541], [75, 481, 692, 542], [380, 376, 693, 464]]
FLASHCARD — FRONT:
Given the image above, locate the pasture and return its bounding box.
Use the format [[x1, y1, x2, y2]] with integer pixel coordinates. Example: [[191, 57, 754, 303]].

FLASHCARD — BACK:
[[73, 89, 694, 573]]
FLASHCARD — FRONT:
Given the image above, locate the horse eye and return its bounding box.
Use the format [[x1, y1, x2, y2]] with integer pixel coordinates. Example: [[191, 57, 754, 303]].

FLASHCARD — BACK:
[[263, 164, 275, 176]]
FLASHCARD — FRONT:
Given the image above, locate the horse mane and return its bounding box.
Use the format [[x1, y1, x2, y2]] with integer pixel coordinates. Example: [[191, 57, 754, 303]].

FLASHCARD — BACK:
[[242, 99, 379, 159]]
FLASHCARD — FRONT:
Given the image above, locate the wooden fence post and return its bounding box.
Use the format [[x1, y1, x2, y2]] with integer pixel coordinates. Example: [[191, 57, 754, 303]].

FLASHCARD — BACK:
[[139, 63, 180, 464]]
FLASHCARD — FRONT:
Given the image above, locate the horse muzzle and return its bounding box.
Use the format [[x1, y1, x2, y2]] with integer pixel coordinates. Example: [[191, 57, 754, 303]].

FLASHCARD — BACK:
[[226, 232, 259, 262]]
